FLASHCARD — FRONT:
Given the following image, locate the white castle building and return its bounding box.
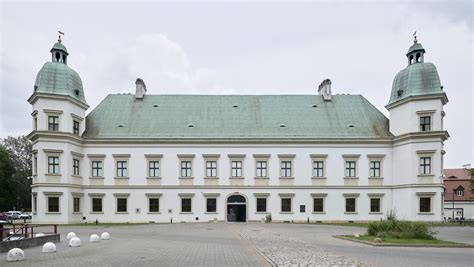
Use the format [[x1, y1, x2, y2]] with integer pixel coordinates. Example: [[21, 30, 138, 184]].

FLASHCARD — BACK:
[[29, 36, 449, 223]]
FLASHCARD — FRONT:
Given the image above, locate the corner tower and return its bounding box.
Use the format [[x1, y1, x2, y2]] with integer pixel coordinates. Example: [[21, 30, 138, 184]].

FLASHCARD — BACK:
[[28, 34, 88, 223], [387, 35, 449, 221]]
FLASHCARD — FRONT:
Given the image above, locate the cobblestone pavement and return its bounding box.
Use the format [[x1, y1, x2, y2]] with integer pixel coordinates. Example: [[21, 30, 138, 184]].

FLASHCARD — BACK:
[[237, 224, 365, 266], [1, 223, 473, 266]]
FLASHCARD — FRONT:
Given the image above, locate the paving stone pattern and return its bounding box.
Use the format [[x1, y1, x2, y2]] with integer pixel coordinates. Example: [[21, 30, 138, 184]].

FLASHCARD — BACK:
[[238, 225, 366, 266]]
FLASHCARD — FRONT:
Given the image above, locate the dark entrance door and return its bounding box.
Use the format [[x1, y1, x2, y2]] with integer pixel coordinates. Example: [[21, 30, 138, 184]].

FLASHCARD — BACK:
[[227, 195, 246, 222]]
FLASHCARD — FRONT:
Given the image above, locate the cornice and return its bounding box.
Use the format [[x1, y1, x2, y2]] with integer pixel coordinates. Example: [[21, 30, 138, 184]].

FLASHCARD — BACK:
[[393, 131, 449, 143], [28, 130, 84, 144], [28, 92, 90, 109], [385, 92, 448, 110]]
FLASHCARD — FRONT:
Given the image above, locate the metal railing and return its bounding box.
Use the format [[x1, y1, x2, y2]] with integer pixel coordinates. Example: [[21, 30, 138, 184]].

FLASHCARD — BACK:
[[0, 224, 58, 242]]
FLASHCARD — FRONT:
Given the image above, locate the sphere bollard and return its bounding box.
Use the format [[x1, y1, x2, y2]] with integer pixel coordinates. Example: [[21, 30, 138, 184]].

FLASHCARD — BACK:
[[42, 242, 57, 253], [69, 237, 81, 247], [66, 232, 76, 240], [89, 234, 100, 243], [7, 248, 25, 262], [100, 232, 110, 240]]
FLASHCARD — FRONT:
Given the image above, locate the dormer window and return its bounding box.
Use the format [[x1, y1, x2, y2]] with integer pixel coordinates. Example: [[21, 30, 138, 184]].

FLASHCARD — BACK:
[[74, 89, 80, 97], [456, 187, 464, 197]]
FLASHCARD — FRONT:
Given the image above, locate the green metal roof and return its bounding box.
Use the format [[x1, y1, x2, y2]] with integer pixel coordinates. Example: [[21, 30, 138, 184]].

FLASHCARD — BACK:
[[83, 94, 390, 139], [388, 62, 442, 105], [406, 42, 425, 56], [50, 42, 68, 55], [33, 62, 87, 105]]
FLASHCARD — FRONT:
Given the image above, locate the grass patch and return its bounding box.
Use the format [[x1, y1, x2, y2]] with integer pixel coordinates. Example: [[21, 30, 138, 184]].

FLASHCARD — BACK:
[[343, 234, 461, 245]]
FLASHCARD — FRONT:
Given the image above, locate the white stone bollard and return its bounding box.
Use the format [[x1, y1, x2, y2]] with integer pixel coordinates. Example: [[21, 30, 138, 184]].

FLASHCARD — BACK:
[[100, 232, 110, 240], [89, 234, 100, 243], [66, 232, 76, 240], [354, 233, 360, 238], [69, 236, 81, 247], [7, 248, 25, 262], [42, 242, 57, 253], [35, 232, 45, 237]]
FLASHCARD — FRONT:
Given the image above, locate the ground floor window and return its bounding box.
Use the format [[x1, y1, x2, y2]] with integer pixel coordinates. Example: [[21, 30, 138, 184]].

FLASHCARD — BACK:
[[73, 197, 81, 213], [117, 198, 127, 213], [206, 198, 217, 212], [370, 198, 381, 213], [313, 198, 324, 212], [419, 197, 431, 213], [149, 198, 160, 212], [256, 198, 267, 212], [92, 198, 103, 212], [281, 198, 292, 212], [33, 195, 37, 213], [345, 198, 356, 213], [181, 198, 192, 213], [48, 197, 59, 212]]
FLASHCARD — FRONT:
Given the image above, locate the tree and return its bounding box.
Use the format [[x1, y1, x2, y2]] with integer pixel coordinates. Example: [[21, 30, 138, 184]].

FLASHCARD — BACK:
[[0, 146, 16, 211], [1, 136, 33, 211]]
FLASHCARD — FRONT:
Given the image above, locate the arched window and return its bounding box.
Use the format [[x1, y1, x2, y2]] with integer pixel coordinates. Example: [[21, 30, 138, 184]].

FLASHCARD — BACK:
[[416, 53, 421, 62], [456, 188, 464, 197], [55, 52, 61, 62], [409, 55, 414, 64]]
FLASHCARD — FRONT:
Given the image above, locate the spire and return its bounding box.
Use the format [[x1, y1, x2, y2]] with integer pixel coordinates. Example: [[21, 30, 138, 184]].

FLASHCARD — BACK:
[[50, 31, 69, 64], [406, 32, 425, 65]]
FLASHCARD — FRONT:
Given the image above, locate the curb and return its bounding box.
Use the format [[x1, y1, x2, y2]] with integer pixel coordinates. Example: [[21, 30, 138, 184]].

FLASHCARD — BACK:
[[333, 235, 474, 248]]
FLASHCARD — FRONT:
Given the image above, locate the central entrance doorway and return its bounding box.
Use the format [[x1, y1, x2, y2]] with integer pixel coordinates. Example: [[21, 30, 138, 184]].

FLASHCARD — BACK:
[[227, 195, 246, 222]]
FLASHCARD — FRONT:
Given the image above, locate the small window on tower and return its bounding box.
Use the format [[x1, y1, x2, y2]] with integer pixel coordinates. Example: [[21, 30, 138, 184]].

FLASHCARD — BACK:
[[55, 52, 60, 61], [74, 89, 80, 97]]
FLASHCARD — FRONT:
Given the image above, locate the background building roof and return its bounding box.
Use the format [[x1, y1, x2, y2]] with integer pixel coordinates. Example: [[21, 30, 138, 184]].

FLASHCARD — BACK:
[[83, 94, 390, 139]]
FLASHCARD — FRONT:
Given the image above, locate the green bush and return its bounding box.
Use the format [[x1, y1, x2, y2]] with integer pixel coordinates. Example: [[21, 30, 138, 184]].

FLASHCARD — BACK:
[[367, 220, 435, 239]]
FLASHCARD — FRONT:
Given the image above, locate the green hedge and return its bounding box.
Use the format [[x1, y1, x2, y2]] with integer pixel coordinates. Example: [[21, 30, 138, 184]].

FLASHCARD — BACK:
[[367, 220, 435, 239]]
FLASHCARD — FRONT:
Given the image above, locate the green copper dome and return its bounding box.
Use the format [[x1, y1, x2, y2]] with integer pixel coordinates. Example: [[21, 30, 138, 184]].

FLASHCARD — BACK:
[[388, 42, 443, 106], [33, 61, 87, 105]]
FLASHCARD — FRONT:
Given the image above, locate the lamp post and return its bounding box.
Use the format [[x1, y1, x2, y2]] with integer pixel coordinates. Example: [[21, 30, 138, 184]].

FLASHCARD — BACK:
[[452, 189, 455, 220]]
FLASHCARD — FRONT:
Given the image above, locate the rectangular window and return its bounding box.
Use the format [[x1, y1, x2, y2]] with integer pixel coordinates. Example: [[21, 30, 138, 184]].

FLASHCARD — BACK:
[[206, 161, 217, 177], [256, 161, 267, 177], [73, 197, 80, 213], [181, 198, 192, 212], [420, 116, 431, 131], [91, 161, 103, 177], [33, 155, 38, 175], [419, 197, 431, 213], [312, 161, 324, 177], [281, 198, 292, 212], [73, 159, 80, 176], [280, 161, 292, 177], [148, 161, 160, 177], [73, 120, 80, 135], [369, 161, 381, 177], [33, 195, 37, 213], [345, 198, 356, 213], [48, 197, 59, 212], [300, 205, 306, 213], [345, 161, 356, 177], [48, 116, 59, 131], [48, 156, 60, 174], [370, 198, 381, 213], [116, 161, 128, 177], [313, 198, 324, 212], [116, 198, 127, 212], [206, 198, 217, 212], [256, 198, 267, 212], [419, 157, 431, 175], [456, 190, 464, 197], [92, 198, 102, 212], [149, 198, 160, 212], [231, 161, 242, 177], [180, 161, 192, 177]]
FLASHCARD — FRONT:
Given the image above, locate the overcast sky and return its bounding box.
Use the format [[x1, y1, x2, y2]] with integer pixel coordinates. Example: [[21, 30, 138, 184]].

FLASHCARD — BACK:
[[1, 1, 472, 167]]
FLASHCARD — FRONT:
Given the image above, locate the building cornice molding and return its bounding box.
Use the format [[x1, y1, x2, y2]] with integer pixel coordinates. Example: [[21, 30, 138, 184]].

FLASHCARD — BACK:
[[393, 131, 449, 144], [28, 130, 84, 144], [385, 92, 448, 110], [28, 92, 90, 109], [31, 183, 445, 190]]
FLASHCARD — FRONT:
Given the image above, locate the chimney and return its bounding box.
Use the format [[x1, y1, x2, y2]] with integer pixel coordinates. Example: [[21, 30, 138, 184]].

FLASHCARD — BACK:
[[135, 78, 147, 99], [318, 79, 332, 101]]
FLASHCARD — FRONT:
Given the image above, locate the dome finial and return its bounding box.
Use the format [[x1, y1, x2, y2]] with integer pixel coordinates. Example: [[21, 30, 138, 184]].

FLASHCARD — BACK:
[[413, 31, 417, 44], [58, 30, 64, 43]]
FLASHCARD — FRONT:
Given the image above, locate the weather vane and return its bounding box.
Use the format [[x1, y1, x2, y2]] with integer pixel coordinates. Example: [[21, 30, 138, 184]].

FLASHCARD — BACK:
[[413, 31, 417, 44], [58, 31, 64, 43]]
